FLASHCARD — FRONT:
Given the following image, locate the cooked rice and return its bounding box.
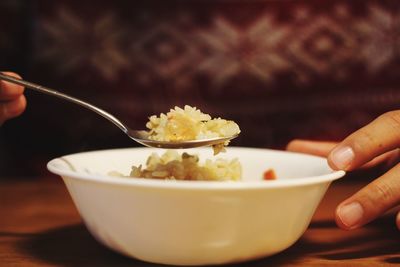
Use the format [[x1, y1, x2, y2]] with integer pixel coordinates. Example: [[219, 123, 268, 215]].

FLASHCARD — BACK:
[[110, 150, 242, 181], [146, 105, 240, 155]]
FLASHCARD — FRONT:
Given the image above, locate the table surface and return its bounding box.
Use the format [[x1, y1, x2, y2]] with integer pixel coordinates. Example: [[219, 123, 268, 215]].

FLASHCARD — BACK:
[[1, 176, 400, 267]]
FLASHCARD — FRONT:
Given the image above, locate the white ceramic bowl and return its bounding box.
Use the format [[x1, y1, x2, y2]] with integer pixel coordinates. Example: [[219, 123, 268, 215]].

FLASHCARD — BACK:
[[47, 147, 345, 266]]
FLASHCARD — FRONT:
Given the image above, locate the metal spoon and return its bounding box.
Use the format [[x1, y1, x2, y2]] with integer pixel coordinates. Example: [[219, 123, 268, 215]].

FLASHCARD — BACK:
[[0, 73, 238, 148]]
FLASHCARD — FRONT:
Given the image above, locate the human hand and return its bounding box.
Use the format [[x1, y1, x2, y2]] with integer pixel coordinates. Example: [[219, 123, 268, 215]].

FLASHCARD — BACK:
[[287, 111, 400, 230], [0, 72, 26, 125]]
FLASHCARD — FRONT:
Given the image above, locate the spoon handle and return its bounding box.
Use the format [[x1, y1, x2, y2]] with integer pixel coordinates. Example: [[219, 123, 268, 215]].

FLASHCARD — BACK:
[[0, 72, 129, 133]]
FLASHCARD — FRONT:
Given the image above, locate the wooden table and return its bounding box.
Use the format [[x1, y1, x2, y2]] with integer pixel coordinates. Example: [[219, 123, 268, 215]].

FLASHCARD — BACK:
[[1, 176, 400, 266]]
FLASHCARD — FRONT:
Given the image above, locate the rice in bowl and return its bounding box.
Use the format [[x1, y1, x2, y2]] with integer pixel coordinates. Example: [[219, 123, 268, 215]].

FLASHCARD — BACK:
[[110, 150, 242, 181]]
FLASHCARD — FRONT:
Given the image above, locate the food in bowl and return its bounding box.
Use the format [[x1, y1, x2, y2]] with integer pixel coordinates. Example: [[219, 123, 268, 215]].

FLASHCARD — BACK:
[[110, 150, 242, 181], [146, 105, 240, 154], [263, 169, 277, 180], [47, 147, 346, 266]]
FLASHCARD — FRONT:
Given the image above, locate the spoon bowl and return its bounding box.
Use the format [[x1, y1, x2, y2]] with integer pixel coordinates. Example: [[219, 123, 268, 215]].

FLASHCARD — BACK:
[[0, 73, 238, 148], [131, 129, 239, 149]]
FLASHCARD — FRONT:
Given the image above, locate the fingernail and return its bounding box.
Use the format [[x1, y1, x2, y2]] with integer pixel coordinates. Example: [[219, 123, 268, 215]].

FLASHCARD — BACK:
[[338, 202, 363, 228], [330, 146, 354, 170]]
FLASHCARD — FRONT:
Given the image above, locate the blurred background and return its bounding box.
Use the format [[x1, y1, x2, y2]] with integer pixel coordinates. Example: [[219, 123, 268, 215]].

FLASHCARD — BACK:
[[0, 0, 399, 178]]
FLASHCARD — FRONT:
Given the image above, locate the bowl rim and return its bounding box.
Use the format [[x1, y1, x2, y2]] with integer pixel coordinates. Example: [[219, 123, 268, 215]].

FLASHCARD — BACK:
[[47, 147, 346, 190]]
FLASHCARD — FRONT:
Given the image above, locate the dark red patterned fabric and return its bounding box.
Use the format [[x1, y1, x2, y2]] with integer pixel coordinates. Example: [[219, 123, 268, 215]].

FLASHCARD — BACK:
[[1, 0, 399, 176]]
